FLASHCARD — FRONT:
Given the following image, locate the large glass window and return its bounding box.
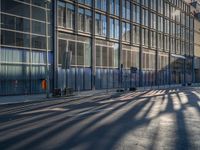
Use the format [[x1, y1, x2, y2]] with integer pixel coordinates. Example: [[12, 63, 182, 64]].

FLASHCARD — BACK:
[[171, 7, 175, 20], [1, 0, 30, 18], [110, 0, 119, 16], [110, 18, 119, 39], [141, 28, 148, 47], [181, 41, 185, 55], [150, 12, 156, 29], [176, 24, 181, 38], [158, 33, 163, 50], [181, 12, 185, 25], [150, 31, 156, 48], [95, 13, 107, 36], [57, 1, 66, 27], [164, 2, 170, 18], [142, 51, 156, 70], [78, 8, 92, 33], [1, 30, 30, 48], [164, 35, 169, 51], [158, 53, 168, 71], [85, 10, 92, 33], [141, 0, 148, 7], [181, 27, 185, 40], [95, 14, 101, 35], [1, 14, 15, 30], [95, 0, 107, 11], [158, 16, 163, 32], [32, 0, 51, 8], [77, 43, 84, 65], [122, 45, 139, 69], [158, 0, 164, 14], [85, 42, 91, 66], [32, 6, 46, 21], [150, 0, 156, 10], [96, 40, 119, 68], [1, 14, 30, 32], [16, 17, 30, 32], [78, 8, 85, 31], [58, 39, 66, 65], [32, 35, 46, 49], [176, 39, 181, 54], [122, 0, 130, 20], [1, 30, 15, 46], [102, 47, 108, 66], [142, 9, 148, 26], [185, 15, 189, 27], [66, 3, 75, 29], [132, 4, 140, 24], [132, 25, 140, 45], [16, 33, 30, 47], [164, 19, 169, 34], [171, 38, 176, 53], [96, 46, 101, 66], [57, 2, 75, 30], [68, 41, 76, 65], [78, 0, 92, 6], [32, 21, 45, 35], [58, 34, 91, 67], [122, 22, 130, 42], [171, 22, 175, 36]]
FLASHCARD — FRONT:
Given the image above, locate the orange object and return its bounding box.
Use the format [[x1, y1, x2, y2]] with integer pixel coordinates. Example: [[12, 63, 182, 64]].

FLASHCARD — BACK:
[[42, 80, 47, 90]]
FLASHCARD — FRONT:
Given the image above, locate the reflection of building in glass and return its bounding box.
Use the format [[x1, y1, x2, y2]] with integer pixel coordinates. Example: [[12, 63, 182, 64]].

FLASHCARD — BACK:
[[0, 0, 53, 95], [0, 0, 196, 95], [191, 0, 200, 83]]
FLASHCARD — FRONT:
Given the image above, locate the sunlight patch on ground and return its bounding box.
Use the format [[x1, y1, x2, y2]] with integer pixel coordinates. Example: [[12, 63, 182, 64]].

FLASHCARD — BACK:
[[18, 107, 68, 115], [160, 94, 168, 111], [171, 93, 181, 111], [134, 99, 154, 120], [178, 92, 188, 104], [146, 96, 163, 119]]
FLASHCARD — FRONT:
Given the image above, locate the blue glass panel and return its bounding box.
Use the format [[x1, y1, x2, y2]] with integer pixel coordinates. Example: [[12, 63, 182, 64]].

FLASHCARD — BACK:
[[95, 68, 101, 89], [84, 68, 92, 90], [76, 68, 84, 91]]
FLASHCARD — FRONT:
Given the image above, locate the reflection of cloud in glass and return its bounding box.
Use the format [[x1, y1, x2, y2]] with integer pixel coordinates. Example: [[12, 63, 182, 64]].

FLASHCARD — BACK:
[[172, 9, 181, 17], [184, 0, 192, 3]]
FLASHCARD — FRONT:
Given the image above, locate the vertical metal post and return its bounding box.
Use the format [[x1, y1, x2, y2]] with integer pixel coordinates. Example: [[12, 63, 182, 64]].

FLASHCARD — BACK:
[[53, 0, 58, 90], [119, 0, 123, 89], [45, 0, 50, 98], [139, 2, 143, 87], [155, 0, 158, 87], [107, 69, 109, 93], [0, 5, 1, 95], [92, 0, 96, 90]]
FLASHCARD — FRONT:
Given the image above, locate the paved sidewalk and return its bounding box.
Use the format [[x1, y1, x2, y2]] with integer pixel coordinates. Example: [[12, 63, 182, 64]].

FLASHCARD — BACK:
[[0, 89, 117, 105], [0, 84, 199, 105]]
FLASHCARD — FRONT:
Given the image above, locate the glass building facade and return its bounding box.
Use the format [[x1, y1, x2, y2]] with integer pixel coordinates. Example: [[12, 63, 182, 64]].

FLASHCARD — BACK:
[[0, 0, 195, 95], [0, 0, 53, 95]]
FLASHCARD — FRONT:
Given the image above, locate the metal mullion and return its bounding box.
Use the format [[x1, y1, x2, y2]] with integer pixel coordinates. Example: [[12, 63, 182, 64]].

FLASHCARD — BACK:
[[91, 0, 96, 90], [155, 0, 159, 86], [29, 3, 33, 94], [119, 0, 123, 88], [139, 0, 143, 87]]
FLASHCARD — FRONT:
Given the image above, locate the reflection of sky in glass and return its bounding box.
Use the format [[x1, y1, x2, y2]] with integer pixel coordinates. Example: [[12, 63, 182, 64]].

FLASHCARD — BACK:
[[172, 9, 181, 17]]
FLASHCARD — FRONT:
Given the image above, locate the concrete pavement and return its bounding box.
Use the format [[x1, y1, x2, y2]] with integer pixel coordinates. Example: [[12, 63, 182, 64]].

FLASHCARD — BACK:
[[0, 87, 200, 150], [0, 84, 197, 105], [0, 89, 117, 105]]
